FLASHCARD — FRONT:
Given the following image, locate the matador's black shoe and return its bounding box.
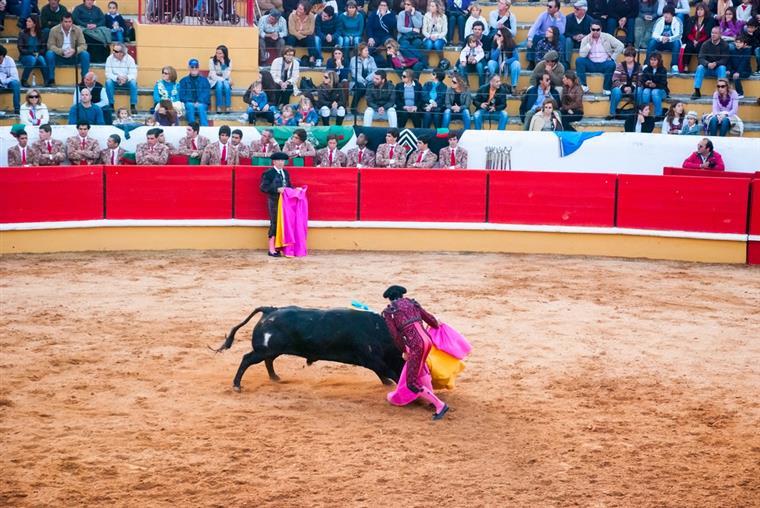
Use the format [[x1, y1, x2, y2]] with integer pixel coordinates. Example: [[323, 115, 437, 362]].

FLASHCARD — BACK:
[[267, 251, 281, 257], [432, 404, 449, 420]]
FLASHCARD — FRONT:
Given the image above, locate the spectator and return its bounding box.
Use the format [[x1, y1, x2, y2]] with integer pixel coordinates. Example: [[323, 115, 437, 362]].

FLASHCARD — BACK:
[[741, 20, 759, 75], [208, 45, 232, 114], [136, 128, 170, 165], [438, 132, 467, 168], [144, 116, 156, 126], [565, 0, 593, 66], [705, 77, 740, 136], [681, 110, 701, 134], [68, 88, 104, 125], [682, 137, 725, 169], [294, 95, 319, 126], [736, 0, 754, 23], [105, 42, 137, 114], [535, 26, 561, 64], [638, 50, 669, 117], [0, 45, 22, 114], [367, 0, 397, 60], [719, 7, 744, 43], [407, 136, 438, 168], [442, 71, 472, 128], [7, 128, 31, 166], [316, 70, 346, 125], [396, 0, 424, 48], [105, 1, 127, 43], [559, 70, 584, 130], [648, 5, 682, 73], [602, 0, 636, 45], [30, 123, 65, 165], [2, 0, 34, 31], [624, 103, 655, 132], [474, 73, 509, 130], [20, 89, 49, 126], [375, 128, 408, 167], [72, 0, 110, 63], [40, 0, 69, 44], [179, 58, 211, 126], [385, 37, 427, 73], [230, 129, 250, 159], [18, 16, 51, 87], [153, 65, 181, 113], [337, 1, 364, 55], [101, 133, 125, 165], [464, 2, 487, 39], [45, 13, 90, 86], [275, 105, 298, 125], [608, 46, 641, 119], [154, 99, 179, 125], [364, 69, 398, 127], [267, 45, 300, 108], [112, 106, 140, 139], [526, 0, 566, 70], [316, 134, 348, 166], [244, 80, 276, 124], [469, 20, 488, 52], [711, 0, 733, 22], [682, 3, 714, 72], [201, 125, 237, 165], [520, 71, 560, 128], [691, 26, 729, 98], [258, 0, 284, 13], [529, 49, 564, 88], [661, 100, 686, 134], [287, 1, 319, 67], [488, 0, 517, 41], [315, 5, 339, 65], [421, 70, 448, 128], [423, 0, 448, 51], [656, 0, 689, 23], [529, 98, 563, 131], [283, 128, 317, 158], [576, 20, 624, 94], [258, 9, 287, 63], [634, 0, 658, 51], [394, 68, 423, 127], [65, 121, 101, 164], [178, 122, 210, 158], [488, 27, 521, 93], [729, 35, 752, 97], [250, 128, 282, 157], [446, 0, 472, 44], [326, 47, 350, 104], [349, 43, 378, 114], [458, 34, 486, 86], [346, 132, 376, 167]]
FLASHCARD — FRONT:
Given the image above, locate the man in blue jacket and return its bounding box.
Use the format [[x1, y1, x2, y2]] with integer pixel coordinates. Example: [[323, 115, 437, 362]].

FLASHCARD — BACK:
[[179, 58, 210, 126]]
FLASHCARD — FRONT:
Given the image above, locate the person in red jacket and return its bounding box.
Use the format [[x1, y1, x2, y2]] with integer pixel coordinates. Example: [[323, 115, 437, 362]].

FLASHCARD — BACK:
[[682, 138, 725, 170]]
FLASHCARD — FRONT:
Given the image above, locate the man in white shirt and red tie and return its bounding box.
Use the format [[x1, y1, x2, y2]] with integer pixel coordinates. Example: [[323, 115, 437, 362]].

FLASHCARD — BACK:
[[100, 134, 126, 165], [7, 126, 31, 167], [65, 121, 101, 165], [250, 128, 281, 158], [375, 128, 409, 168], [178, 122, 210, 159], [316, 134, 347, 167], [136, 128, 170, 165], [30, 124, 66, 166], [406, 136, 438, 168], [202, 125, 238, 165], [437, 132, 468, 169], [346, 133, 376, 168]]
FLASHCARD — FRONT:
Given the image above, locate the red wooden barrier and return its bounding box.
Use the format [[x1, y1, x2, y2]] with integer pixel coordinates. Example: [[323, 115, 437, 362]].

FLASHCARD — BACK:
[[663, 167, 757, 179], [360, 169, 488, 222], [105, 166, 233, 219], [488, 171, 616, 226], [0, 166, 103, 223], [617, 175, 750, 234]]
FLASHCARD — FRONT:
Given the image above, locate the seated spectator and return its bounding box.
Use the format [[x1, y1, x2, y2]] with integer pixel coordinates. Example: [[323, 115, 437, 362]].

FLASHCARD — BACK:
[[40, 0, 69, 44], [406, 136, 438, 168], [30, 123, 66, 165], [201, 125, 238, 165], [316, 70, 346, 125], [0, 46, 22, 115], [458, 34, 486, 86], [438, 132, 467, 168], [624, 103, 655, 132], [395, 69, 423, 127], [446, 0, 472, 44], [469, 19, 488, 53], [2, 0, 34, 32], [68, 88, 104, 125], [705, 77, 740, 136], [179, 58, 211, 126], [682, 3, 714, 72], [648, 6, 682, 73], [287, 1, 319, 67], [275, 105, 298, 125], [72, 0, 111, 63], [529, 49, 564, 88], [740, 20, 759, 75], [258, 9, 287, 63], [423, 0, 448, 52], [18, 16, 52, 87], [267, 46, 300, 108], [326, 47, 349, 104], [682, 137, 725, 169], [66, 121, 101, 164], [137, 128, 170, 165], [105, 42, 137, 114], [519, 71, 560, 128], [691, 26, 729, 98], [316, 134, 348, 166], [20, 89, 50, 127], [421, 70, 448, 128], [283, 128, 317, 158], [337, 1, 364, 56], [244, 80, 276, 124], [294, 95, 319, 126], [711, 0, 733, 20], [105, 1, 127, 43], [230, 129, 250, 159], [250, 128, 281, 157], [346, 132, 376, 167], [154, 99, 179, 126], [144, 116, 157, 126], [719, 8, 744, 43], [101, 133, 125, 165], [111, 106, 139, 139], [349, 43, 378, 114], [535, 26, 561, 64], [488, 0, 516, 43], [363, 69, 398, 127], [474, 74, 509, 130], [575, 20, 624, 94], [634, 0, 658, 50], [681, 110, 701, 134], [656, 0, 689, 23], [375, 128, 409, 167], [74, 71, 110, 117], [208, 45, 232, 114], [367, 0, 397, 60], [729, 35, 752, 97], [565, 0, 592, 66], [385, 37, 427, 74], [638, 50, 669, 117], [526, 0, 566, 70], [735, 0, 754, 23], [178, 122, 209, 158], [396, 0, 424, 48], [560, 69, 584, 130], [528, 98, 563, 131], [153, 65, 181, 113], [464, 2, 487, 40], [609, 46, 641, 120], [315, 5, 338, 66], [442, 71, 472, 129], [661, 100, 686, 134], [488, 27, 521, 93], [7, 128, 31, 166], [601, 0, 636, 46]]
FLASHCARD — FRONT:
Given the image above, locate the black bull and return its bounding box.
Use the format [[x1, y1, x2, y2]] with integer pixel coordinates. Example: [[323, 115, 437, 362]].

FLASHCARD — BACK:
[[212, 306, 405, 391]]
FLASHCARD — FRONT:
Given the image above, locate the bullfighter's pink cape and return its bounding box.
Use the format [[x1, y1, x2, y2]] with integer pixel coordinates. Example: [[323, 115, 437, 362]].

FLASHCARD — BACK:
[[275, 186, 309, 257]]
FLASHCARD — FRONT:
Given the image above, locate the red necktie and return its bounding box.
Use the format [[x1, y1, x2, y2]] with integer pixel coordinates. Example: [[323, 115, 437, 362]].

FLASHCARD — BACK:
[[450, 150, 456, 166], [221, 144, 227, 165], [358, 149, 363, 163], [47, 141, 52, 153], [329, 149, 333, 165], [389, 145, 394, 159], [81, 139, 86, 149], [111, 150, 116, 165], [192, 138, 197, 150], [21, 148, 27, 165], [417, 151, 423, 163], [264, 143, 268, 154]]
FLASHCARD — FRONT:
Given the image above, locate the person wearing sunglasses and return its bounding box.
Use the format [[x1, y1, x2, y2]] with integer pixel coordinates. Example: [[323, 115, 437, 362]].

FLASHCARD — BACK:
[[705, 78, 740, 136], [20, 89, 50, 126], [575, 20, 624, 94], [682, 138, 726, 170], [105, 42, 138, 115], [525, 0, 566, 71]]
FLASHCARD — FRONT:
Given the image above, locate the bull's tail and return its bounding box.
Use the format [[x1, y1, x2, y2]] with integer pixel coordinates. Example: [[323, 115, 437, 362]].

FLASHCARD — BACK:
[[210, 306, 276, 353]]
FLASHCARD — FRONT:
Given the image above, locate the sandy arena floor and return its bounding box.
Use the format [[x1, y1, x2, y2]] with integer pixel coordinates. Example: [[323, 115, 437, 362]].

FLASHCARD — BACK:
[[1, 250, 759, 507]]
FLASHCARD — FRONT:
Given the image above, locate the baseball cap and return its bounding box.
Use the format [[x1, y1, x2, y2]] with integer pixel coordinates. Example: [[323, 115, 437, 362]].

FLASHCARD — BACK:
[[269, 8, 281, 17], [573, 0, 587, 7], [686, 110, 698, 119], [188, 58, 199, 68]]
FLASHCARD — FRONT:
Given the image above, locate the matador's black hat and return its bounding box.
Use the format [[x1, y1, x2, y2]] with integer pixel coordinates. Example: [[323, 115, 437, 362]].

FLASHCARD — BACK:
[[271, 151, 289, 161], [383, 285, 407, 300]]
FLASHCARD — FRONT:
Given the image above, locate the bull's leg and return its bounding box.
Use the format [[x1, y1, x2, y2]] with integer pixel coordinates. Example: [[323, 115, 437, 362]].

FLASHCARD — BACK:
[[368, 360, 397, 386], [232, 350, 267, 392], [264, 358, 280, 382]]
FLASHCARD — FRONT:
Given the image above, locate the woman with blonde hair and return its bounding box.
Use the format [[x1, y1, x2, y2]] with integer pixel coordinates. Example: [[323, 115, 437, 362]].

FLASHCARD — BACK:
[[316, 70, 346, 125], [422, 0, 448, 52], [442, 71, 472, 128], [294, 95, 319, 126], [19, 89, 50, 126]]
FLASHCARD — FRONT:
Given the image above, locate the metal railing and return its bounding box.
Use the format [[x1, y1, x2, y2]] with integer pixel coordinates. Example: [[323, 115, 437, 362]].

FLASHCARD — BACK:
[[139, 0, 255, 26]]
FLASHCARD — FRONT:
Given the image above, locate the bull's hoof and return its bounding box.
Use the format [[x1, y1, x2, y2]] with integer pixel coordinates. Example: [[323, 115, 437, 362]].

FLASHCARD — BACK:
[[232, 385, 241, 392], [381, 377, 394, 386], [269, 375, 281, 382]]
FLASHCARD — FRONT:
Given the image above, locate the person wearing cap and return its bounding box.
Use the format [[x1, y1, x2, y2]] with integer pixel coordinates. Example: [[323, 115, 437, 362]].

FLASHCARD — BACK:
[[525, 0, 566, 71], [178, 122, 210, 158], [179, 58, 211, 126], [65, 121, 100, 165], [7, 126, 31, 166], [260, 151, 293, 257], [406, 136, 437, 168], [681, 110, 701, 135], [529, 49, 565, 87], [564, 0, 592, 68], [201, 125, 238, 165], [100, 133, 126, 165], [136, 128, 169, 165], [682, 138, 725, 170], [30, 123, 66, 166], [437, 132, 468, 169], [258, 8, 288, 63]]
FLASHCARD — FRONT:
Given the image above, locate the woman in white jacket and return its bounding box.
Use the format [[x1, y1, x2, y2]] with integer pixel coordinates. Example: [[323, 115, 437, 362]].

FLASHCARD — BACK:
[[423, 0, 448, 51], [19, 89, 50, 127], [208, 45, 232, 114]]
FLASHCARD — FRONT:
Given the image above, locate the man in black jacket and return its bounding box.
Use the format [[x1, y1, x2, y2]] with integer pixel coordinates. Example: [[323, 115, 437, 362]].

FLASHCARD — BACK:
[[473, 74, 509, 130], [691, 26, 729, 99], [519, 72, 561, 128], [394, 69, 423, 128], [260, 151, 292, 257], [363, 69, 398, 127]]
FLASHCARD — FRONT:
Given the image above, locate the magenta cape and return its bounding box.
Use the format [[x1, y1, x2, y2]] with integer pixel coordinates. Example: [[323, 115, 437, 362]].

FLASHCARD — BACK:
[[276, 186, 309, 257]]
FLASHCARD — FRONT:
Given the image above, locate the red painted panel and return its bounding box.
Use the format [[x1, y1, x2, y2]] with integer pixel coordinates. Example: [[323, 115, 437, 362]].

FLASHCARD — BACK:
[[617, 175, 750, 234], [749, 180, 760, 236], [488, 171, 616, 226], [748, 242, 760, 265], [663, 167, 756, 179], [0, 166, 103, 223], [360, 169, 487, 222], [105, 166, 233, 219], [234, 167, 359, 221]]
